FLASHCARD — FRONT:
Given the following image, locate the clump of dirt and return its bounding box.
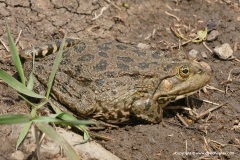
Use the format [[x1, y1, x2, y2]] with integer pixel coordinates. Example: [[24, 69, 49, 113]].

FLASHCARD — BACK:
[[0, 0, 239, 159]]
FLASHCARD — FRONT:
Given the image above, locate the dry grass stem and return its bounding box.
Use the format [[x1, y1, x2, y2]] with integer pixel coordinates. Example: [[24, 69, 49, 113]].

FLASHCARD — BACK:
[[92, 5, 110, 20], [174, 111, 189, 127], [196, 103, 226, 120], [105, 0, 121, 10], [15, 30, 22, 45], [206, 85, 225, 93], [0, 38, 9, 52], [203, 42, 213, 53], [165, 11, 180, 21], [201, 99, 220, 106]]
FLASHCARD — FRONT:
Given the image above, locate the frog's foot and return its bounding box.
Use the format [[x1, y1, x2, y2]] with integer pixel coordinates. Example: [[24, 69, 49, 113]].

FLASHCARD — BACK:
[[131, 98, 163, 123]]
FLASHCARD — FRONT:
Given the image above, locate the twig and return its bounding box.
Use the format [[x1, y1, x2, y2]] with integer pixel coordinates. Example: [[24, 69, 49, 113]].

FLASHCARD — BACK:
[[105, 0, 121, 10], [0, 38, 9, 52], [165, 106, 191, 110], [201, 99, 220, 106], [234, 57, 240, 62], [206, 85, 225, 93], [203, 41, 213, 53], [144, 28, 156, 40], [92, 5, 109, 20], [165, 11, 180, 21], [221, 67, 240, 93], [15, 30, 22, 45], [175, 111, 189, 127], [228, 67, 240, 81], [203, 136, 212, 152], [196, 103, 227, 120]]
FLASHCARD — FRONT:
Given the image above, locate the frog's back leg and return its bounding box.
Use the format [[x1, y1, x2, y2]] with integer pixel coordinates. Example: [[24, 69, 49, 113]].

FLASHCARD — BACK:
[[19, 38, 81, 59]]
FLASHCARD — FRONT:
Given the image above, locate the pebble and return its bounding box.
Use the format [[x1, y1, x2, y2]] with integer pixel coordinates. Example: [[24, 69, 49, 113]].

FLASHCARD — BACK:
[[207, 30, 219, 42], [201, 51, 207, 58], [201, 51, 208, 58], [188, 49, 199, 58], [137, 43, 151, 49], [213, 43, 233, 60], [10, 151, 25, 160]]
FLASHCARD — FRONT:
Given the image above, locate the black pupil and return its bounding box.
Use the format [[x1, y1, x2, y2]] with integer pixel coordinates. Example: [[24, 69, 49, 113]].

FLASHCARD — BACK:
[[182, 68, 188, 74]]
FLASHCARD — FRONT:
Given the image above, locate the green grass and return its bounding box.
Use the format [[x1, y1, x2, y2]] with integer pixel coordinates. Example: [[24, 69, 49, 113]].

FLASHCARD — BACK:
[[0, 23, 95, 159]]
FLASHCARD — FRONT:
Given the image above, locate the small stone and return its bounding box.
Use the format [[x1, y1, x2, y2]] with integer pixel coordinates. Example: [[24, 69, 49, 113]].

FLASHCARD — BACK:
[[213, 43, 233, 60], [206, 19, 218, 31], [207, 30, 219, 42], [201, 51, 208, 58], [137, 43, 150, 49], [233, 119, 239, 125], [188, 49, 199, 58], [10, 151, 24, 160]]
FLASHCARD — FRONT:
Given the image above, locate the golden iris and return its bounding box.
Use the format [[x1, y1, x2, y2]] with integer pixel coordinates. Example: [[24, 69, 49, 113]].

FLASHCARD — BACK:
[[178, 66, 190, 78]]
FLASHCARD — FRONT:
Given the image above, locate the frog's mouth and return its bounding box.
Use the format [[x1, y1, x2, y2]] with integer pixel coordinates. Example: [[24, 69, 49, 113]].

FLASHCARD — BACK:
[[153, 61, 211, 105]]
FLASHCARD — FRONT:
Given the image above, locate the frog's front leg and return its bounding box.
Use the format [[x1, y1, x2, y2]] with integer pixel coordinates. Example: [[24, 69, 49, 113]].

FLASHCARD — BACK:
[[131, 97, 163, 123]]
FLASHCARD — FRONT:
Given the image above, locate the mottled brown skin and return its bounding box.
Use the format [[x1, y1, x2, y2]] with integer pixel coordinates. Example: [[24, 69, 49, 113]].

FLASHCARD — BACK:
[[24, 41, 211, 123]]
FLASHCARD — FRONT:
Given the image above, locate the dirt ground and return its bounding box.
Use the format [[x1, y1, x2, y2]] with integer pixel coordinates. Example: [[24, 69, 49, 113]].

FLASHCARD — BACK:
[[0, 0, 240, 159]]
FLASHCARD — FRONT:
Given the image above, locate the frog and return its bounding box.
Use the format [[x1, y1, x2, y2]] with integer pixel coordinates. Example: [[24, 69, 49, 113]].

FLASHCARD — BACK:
[[22, 39, 212, 124]]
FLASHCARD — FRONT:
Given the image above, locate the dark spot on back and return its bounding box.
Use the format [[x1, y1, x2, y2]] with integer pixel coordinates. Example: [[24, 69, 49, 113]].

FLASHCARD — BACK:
[[35, 65, 44, 74], [80, 79, 92, 87], [117, 63, 129, 71], [75, 65, 83, 74], [98, 43, 112, 51], [95, 79, 105, 86], [152, 51, 163, 59], [95, 60, 108, 71], [60, 85, 68, 93], [111, 90, 117, 95], [55, 40, 62, 47], [104, 71, 117, 78], [117, 56, 134, 63], [63, 50, 71, 58], [78, 54, 94, 62], [171, 58, 181, 62], [61, 58, 71, 65], [132, 49, 146, 56], [74, 42, 86, 53], [98, 51, 108, 58], [163, 64, 173, 71], [116, 44, 128, 50], [138, 62, 149, 69], [150, 62, 159, 65]]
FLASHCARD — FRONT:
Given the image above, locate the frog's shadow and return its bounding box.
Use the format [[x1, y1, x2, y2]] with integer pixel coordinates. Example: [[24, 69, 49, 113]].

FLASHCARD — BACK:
[[163, 97, 204, 121]]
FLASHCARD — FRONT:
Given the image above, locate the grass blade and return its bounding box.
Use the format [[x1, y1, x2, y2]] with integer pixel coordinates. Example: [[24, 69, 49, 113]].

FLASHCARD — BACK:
[[0, 114, 30, 124], [49, 101, 91, 143], [0, 69, 45, 98], [46, 37, 66, 99], [35, 122, 79, 160], [33, 115, 96, 126], [27, 53, 35, 90], [6, 23, 25, 85], [16, 122, 32, 150]]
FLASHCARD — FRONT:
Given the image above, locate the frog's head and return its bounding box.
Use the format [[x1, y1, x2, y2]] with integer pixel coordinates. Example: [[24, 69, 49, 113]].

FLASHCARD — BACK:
[[131, 61, 211, 123], [153, 61, 211, 104]]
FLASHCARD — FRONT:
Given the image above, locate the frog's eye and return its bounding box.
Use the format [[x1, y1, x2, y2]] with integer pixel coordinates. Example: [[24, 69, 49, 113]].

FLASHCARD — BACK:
[[178, 66, 190, 78]]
